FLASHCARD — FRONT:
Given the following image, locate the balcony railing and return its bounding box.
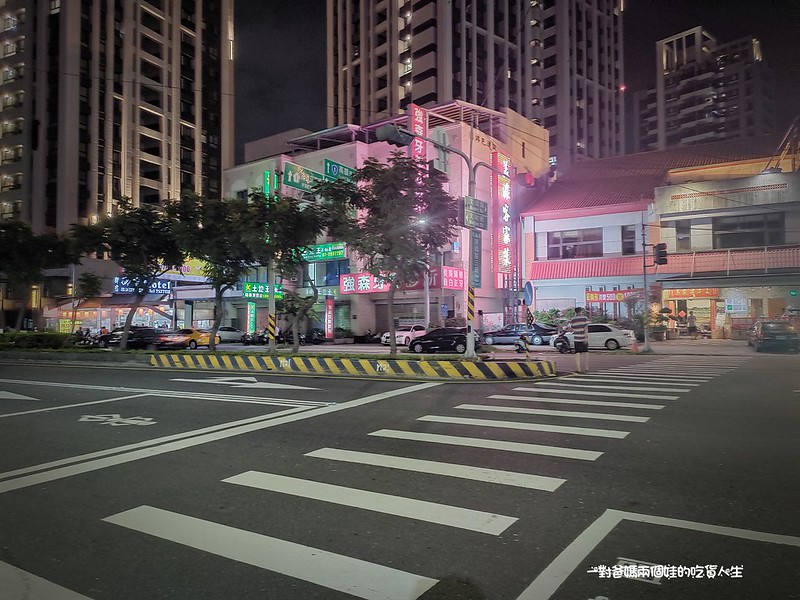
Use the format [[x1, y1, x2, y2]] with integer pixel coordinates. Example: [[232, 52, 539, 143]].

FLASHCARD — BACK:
[[657, 245, 800, 276]]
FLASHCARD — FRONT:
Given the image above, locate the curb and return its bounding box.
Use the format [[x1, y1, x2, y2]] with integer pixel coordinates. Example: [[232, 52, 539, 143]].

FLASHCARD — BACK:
[[150, 354, 557, 380]]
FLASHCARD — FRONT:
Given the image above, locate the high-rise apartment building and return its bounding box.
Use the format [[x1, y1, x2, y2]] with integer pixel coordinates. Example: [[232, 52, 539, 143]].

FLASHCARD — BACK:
[[0, 0, 235, 234], [326, 0, 625, 172], [633, 26, 775, 152]]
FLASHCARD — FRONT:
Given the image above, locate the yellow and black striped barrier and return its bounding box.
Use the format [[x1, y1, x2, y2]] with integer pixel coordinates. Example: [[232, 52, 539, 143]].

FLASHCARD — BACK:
[[150, 353, 555, 380]]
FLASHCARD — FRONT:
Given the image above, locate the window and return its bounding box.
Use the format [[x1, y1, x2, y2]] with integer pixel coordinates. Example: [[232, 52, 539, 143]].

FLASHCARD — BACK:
[[621, 225, 636, 255], [675, 219, 691, 251], [712, 213, 784, 249], [547, 228, 603, 259]]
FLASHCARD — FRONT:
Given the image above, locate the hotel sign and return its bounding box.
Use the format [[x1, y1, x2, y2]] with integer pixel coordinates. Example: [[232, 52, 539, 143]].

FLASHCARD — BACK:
[[113, 277, 172, 295], [492, 151, 513, 285]]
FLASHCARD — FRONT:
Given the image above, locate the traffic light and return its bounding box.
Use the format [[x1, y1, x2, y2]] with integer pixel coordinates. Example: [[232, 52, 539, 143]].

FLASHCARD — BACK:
[[654, 242, 668, 265], [375, 124, 415, 147]]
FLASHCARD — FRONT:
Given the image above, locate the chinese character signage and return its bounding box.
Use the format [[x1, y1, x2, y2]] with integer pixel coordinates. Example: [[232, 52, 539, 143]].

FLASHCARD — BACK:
[[666, 288, 720, 299], [242, 282, 284, 299], [282, 161, 324, 193], [409, 103, 427, 162], [339, 272, 391, 295], [492, 151, 513, 285], [113, 277, 173, 295], [300, 242, 347, 262], [325, 295, 335, 340], [439, 266, 465, 290], [246, 302, 257, 333], [323, 159, 356, 181], [585, 289, 643, 303], [470, 230, 482, 287]]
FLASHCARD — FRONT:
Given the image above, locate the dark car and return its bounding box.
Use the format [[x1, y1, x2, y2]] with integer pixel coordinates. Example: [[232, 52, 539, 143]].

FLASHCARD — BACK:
[[747, 320, 800, 352], [106, 326, 159, 349], [409, 327, 481, 354], [483, 322, 557, 345]]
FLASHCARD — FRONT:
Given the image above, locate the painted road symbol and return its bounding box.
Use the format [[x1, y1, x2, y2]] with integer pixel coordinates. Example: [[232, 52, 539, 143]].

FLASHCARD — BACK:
[[79, 414, 157, 426]]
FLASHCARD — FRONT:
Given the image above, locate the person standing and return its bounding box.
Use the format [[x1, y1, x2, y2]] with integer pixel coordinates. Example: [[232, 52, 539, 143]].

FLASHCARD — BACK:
[[569, 307, 590, 373], [687, 311, 698, 340]]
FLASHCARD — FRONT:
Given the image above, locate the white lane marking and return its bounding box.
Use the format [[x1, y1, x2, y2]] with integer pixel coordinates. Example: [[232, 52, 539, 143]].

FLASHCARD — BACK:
[[369, 429, 603, 461], [456, 404, 650, 423], [306, 448, 566, 491], [490, 394, 664, 410], [530, 382, 692, 393], [514, 387, 679, 401], [611, 368, 730, 376], [0, 382, 442, 493], [0, 378, 328, 407], [0, 391, 39, 401], [0, 394, 149, 418], [516, 508, 800, 600], [170, 375, 319, 390], [223, 471, 518, 535], [104, 505, 437, 600], [418, 415, 629, 439], [0, 560, 95, 600], [563, 377, 700, 386]]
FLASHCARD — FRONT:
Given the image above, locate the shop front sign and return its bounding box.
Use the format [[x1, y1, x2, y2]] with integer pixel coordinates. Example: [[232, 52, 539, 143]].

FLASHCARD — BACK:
[[339, 272, 391, 295], [667, 288, 720, 299], [585, 289, 642, 303], [300, 242, 346, 262], [492, 151, 513, 287], [242, 282, 284, 299], [113, 277, 172, 295], [324, 295, 335, 340], [409, 103, 427, 162]]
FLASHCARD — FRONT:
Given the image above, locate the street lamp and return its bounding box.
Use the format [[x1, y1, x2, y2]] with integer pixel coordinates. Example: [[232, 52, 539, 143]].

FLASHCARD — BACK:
[[376, 123, 499, 358]]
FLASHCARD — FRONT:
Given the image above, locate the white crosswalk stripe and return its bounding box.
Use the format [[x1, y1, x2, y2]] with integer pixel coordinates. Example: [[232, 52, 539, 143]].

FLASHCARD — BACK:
[[561, 376, 700, 386], [529, 382, 692, 392], [104, 505, 439, 600], [369, 429, 603, 461], [223, 471, 518, 535], [306, 448, 566, 491], [489, 394, 664, 410], [513, 387, 679, 400], [456, 403, 651, 423], [417, 414, 630, 438]]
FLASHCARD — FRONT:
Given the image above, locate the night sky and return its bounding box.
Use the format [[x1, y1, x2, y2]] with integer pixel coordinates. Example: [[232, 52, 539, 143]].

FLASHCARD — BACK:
[[233, 0, 800, 163]]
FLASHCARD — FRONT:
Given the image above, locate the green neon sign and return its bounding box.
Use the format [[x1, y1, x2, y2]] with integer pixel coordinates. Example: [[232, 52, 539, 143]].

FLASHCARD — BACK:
[[300, 242, 347, 262], [242, 282, 284, 299]]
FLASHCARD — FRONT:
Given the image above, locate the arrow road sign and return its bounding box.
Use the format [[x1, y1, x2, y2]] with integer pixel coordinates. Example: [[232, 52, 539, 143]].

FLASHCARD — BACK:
[[170, 376, 320, 391]]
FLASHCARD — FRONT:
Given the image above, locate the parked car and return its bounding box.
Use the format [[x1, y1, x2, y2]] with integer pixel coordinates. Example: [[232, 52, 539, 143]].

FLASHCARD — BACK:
[[216, 326, 244, 343], [160, 328, 221, 349], [551, 323, 634, 351], [747, 320, 800, 352], [483, 322, 557, 345], [106, 327, 159, 349], [409, 327, 481, 354], [381, 324, 427, 346]]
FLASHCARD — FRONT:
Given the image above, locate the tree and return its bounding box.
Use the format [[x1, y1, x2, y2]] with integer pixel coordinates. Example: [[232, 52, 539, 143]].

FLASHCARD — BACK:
[[314, 151, 459, 355], [0, 221, 72, 330], [253, 189, 352, 353], [65, 272, 103, 339], [72, 201, 185, 350], [166, 194, 276, 351]]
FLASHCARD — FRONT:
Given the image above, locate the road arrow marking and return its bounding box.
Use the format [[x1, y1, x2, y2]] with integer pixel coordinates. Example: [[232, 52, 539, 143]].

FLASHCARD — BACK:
[[0, 391, 39, 401], [170, 376, 319, 391]]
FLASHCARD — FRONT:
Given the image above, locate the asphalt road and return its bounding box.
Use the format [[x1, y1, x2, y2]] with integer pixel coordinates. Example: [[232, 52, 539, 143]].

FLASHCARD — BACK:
[[0, 355, 798, 600]]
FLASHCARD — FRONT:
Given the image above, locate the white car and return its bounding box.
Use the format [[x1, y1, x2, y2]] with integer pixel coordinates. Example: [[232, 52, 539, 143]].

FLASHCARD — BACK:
[[217, 326, 244, 343], [552, 323, 634, 350], [381, 324, 427, 346]]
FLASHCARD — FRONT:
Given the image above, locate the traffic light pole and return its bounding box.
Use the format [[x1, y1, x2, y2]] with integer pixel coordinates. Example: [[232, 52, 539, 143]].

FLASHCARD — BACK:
[[641, 222, 652, 353], [376, 124, 498, 359]]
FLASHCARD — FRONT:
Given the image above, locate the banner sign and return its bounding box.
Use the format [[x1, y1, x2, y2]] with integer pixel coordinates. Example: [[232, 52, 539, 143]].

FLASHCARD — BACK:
[[667, 288, 720, 299], [470, 229, 482, 288], [585, 289, 642, 303], [113, 277, 172, 295], [409, 103, 428, 162], [325, 295, 335, 340], [339, 272, 391, 295], [403, 266, 466, 291], [492, 151, 513, 283], [300, 242, 347, 262], [242, 282, 284, 299], [159, 258, 208, 282]]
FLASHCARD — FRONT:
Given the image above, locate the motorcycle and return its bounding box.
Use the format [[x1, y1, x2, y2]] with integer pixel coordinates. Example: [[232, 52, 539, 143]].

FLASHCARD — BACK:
[[551, 331, 573, 354]]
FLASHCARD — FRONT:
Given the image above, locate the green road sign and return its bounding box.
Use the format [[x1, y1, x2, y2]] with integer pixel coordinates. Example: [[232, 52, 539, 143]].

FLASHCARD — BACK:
[[283, 161, 323, 193], [470, 229, 482, 288], [463, 196, 488, 230], [323, 159, 356, 181]]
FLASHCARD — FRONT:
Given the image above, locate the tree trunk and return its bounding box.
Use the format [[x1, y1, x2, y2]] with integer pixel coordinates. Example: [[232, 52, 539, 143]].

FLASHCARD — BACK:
[[209, 285, 227, 352], [119, 293, 145, 351]]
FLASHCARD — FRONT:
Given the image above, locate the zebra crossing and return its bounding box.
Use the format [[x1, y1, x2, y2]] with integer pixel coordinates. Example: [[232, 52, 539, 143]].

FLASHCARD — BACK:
[[103, 356, 750, 600]]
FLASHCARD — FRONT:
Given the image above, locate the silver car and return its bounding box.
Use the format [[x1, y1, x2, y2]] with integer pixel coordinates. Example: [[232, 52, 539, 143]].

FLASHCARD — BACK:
[[217, 326, 244, 343]]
